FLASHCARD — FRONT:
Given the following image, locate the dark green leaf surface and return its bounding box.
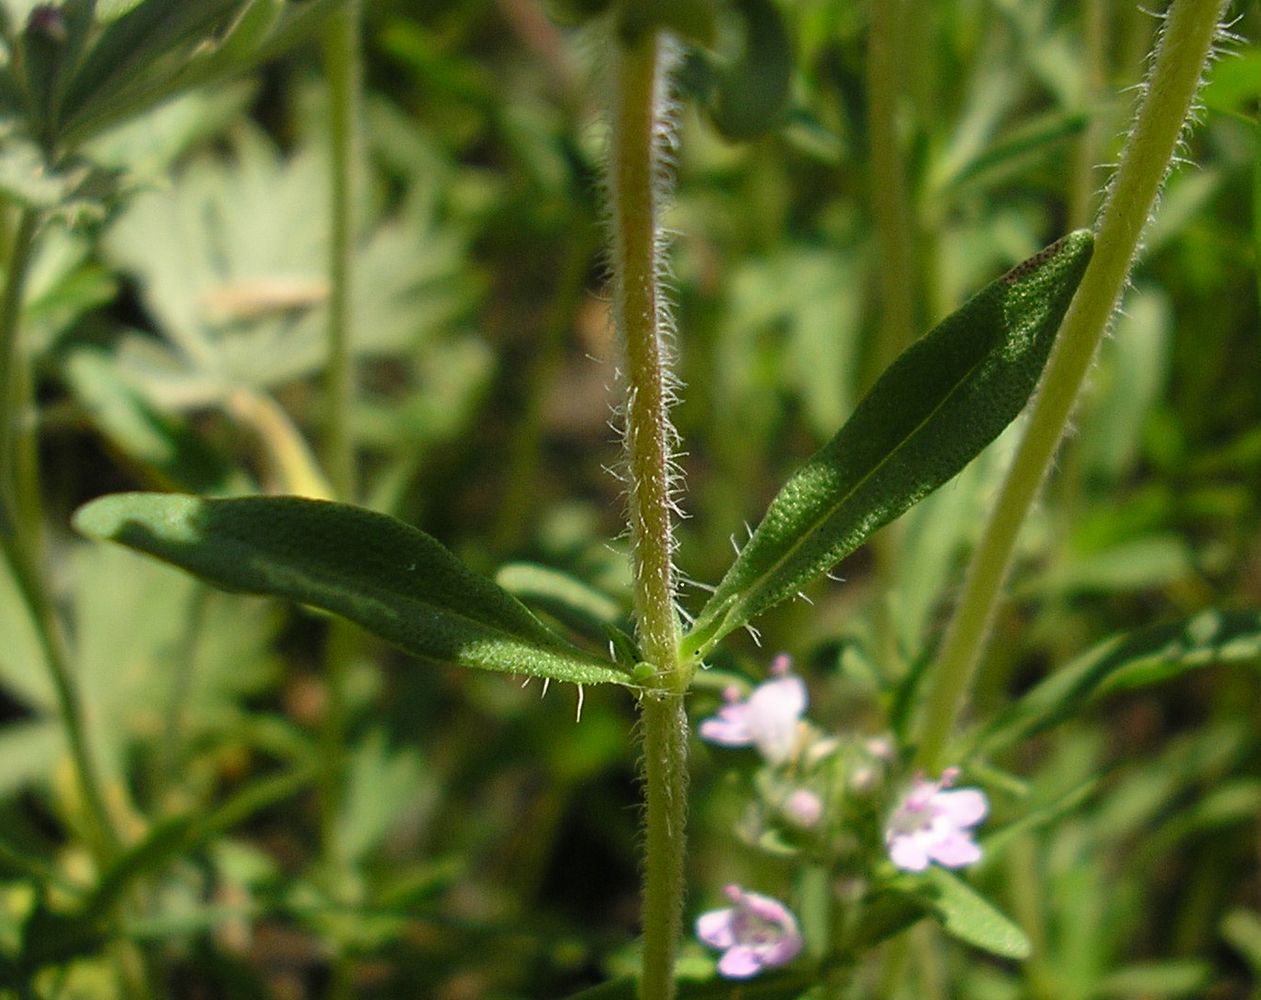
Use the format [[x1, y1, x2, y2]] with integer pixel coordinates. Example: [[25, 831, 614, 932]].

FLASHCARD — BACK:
[[707, 0, 792, 140], [976, 608, 1261, 756], [58, 0, 246, 134], [73, 493, 630, 686], [684, 231, 1093, 659]]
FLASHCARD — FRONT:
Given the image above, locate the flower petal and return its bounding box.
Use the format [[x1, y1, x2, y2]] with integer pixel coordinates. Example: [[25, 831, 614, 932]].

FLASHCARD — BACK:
[[888, 832, 931, 872], [928, 832, 982, 868], [760, 930, 804, 968], [717, 945, 764, 979], [740, 890, 797, 930], [696, 908, 737, 949], [935, 788, 987, 827], [698, 705, 753, 747]]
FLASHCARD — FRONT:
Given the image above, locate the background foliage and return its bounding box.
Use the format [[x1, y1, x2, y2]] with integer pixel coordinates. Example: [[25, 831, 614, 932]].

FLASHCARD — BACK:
[[0, 0, 1259, 997]]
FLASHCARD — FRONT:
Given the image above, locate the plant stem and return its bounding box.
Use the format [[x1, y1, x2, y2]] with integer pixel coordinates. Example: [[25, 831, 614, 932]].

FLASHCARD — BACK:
[[608, 26, 686, 1000], [611, 29, 681, 681], [1069, 0, 1108, 229], [865, 0, 917, 388], [914, 0, 1227, 771], [320, 8, 363, 997], [323, 0, 361, 504], [0, 208, 120, 861], [639, 691, 688, 1000]]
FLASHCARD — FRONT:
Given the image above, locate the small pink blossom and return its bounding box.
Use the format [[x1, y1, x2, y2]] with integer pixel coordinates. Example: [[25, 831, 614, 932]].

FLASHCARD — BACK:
[[782, 788, 823, 828], [698, 654, 807, 765], [885, 768, 988, 873], [696, 884, 803, 979]]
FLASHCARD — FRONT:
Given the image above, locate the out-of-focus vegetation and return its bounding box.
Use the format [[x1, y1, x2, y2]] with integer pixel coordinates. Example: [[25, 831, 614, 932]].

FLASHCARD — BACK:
[[0, 0, 1258, 997]]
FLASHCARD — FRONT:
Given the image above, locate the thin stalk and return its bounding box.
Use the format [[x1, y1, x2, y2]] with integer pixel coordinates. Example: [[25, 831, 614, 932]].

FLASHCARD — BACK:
[[915, 0, 1228, 771], [322, 0, 361, 503], [865, 0, 917, 389], [608, 27, 686, 1000], [866, 0, 917, 666], [0, 209, 119, 861], [1069, 0, 1108, 229], [320, 7, 363, 998], [0, 209, 42, 555]]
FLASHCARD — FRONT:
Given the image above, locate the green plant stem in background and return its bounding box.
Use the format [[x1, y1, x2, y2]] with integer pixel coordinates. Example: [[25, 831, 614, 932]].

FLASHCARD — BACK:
[[0, 208, 41, 552], [865, 0, 917, 388], [914, 0, 1229, 772], [609, 26, 687, 1000], [320, 8, 363, 998], [1069, 0, 1109, 229], [866, 0, 917, 665], [1254, 109, 1260, 321], [322, 0, 361, 505], [0, 208, 119, 862]]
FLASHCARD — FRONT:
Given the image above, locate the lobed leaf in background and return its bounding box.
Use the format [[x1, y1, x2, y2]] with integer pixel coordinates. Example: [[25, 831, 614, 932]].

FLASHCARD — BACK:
[[0, 0, 351, 150], [684, 230, 1094, 659], [73, 493, 632, 686], [0, 540, 282, 800]]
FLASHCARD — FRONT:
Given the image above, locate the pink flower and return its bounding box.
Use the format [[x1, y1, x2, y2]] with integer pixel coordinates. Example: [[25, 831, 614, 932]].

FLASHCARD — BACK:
[[782, 788, 823, 828], [885, 768, 988, 872], [698, 654, 807, 765], [696, 884, 803, 979]]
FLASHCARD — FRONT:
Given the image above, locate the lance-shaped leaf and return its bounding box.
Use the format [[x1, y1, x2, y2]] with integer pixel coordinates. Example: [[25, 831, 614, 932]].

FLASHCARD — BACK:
[[920, 868, 1030, 960], [973, 608, 1261, 757], [73, 493, 630, 686], [683, 231, 1093, 659]]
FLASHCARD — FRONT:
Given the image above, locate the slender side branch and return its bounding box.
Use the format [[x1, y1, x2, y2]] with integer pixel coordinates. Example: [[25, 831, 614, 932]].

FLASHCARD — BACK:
[[866, 0, 917, 387], [608, 26, 687, 1000], [0, 208, 119, 860], [323, 0, 361, 504], [319, 10, 363, 998], [915, 0, 1229, 770]]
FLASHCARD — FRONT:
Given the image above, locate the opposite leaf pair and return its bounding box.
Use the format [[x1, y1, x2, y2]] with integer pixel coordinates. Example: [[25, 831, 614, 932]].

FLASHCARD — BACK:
[[74, 230, 1095, 688]]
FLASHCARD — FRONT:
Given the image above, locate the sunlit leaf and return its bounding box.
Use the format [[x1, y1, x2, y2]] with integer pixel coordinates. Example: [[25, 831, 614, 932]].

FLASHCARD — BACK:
[[684, 231, 1094, 659], [73, 493, 631, 686]]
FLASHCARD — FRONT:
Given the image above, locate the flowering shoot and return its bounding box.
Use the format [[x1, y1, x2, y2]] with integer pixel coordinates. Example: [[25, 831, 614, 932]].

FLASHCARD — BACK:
[[885, 768, 988, 873], [698, 653, 807, 765], [696, 884, 803, 979]]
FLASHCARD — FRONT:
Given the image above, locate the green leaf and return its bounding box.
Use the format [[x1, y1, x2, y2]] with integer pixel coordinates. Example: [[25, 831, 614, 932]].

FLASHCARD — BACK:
[[1222, 908, 1261, 974], [64, 349, 234, 493], [58, 0, 246, 137], [495, 561, 628, 649], [73, 493, 631, 686], [922, 868, 1031, 960], [705, 0, 793, 141], [684, 231, 1094, 659], [1096, 960, 1212, 998], [975, 609, 1261, 756]]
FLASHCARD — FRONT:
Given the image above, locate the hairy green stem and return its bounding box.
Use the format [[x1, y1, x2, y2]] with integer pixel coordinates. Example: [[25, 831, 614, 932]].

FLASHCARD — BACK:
[[639, 692, 688, 1000], [0, 208, 119, 861], [611, 30, 681, 679], [323, 0, 361, 504], [609, 27, 686, 1000], [915, 0, 1228, 771]]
